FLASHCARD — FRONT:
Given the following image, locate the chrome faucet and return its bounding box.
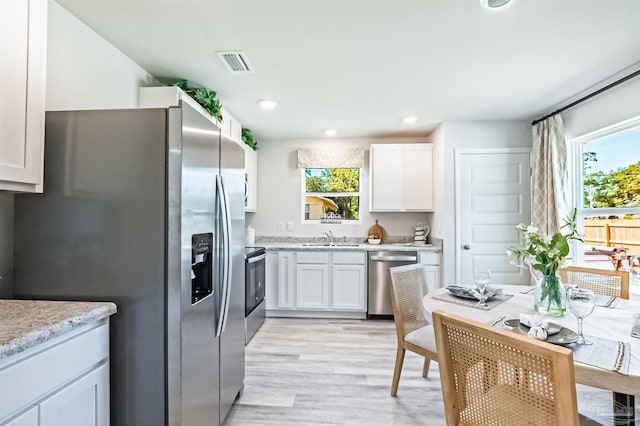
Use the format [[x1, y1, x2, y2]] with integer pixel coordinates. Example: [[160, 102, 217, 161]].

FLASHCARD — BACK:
[[323, 230, 334, 245]]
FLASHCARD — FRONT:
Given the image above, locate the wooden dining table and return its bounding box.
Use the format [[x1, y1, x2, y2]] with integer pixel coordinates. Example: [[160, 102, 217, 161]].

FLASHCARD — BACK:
[[423, 285, 640, 425]]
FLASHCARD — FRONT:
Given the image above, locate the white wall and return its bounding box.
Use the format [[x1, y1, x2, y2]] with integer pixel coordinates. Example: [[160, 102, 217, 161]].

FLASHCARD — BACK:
[[432, 121, 531, 285], [46, 0, 158, 110], [247, 137, 433, 240], [563, 71, 640, 139]]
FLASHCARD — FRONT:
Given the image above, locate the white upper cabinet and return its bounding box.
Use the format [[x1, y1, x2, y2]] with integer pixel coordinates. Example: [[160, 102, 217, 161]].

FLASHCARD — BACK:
[[0, 0, 47, 192], [244, 144, 258, 212], [369, 143, 434, 212]]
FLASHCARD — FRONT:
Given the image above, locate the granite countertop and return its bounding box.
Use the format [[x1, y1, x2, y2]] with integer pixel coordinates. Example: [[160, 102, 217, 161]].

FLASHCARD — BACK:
[[0, 300, 117, 359], [258, 241, 442, 252]]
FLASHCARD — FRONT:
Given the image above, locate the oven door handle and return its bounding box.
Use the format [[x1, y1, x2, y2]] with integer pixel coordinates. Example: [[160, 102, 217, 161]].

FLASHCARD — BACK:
[[247, 253, 266, 264]]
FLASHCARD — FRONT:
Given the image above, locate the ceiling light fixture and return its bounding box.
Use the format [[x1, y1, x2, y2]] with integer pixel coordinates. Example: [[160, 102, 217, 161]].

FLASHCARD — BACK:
[[324, 129, 337, 137], [480, 0, 512, 8], [258, 99, 278, 110], [402, 115, 418, 124]]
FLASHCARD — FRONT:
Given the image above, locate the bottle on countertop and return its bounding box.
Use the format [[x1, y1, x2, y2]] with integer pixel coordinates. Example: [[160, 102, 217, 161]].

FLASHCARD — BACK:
[[245, 226, 255, 245]]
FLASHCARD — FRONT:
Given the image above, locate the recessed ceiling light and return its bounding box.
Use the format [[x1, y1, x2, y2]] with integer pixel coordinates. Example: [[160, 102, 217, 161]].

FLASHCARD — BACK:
[[324, 129, 337, 137], [480, 0, 512, 8], [258, 99, 278, 110], [402, 116, 418, 124]]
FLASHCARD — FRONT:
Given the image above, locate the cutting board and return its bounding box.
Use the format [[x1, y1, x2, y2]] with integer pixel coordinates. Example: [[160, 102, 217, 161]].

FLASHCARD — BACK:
[[366, 220, 386, 243]]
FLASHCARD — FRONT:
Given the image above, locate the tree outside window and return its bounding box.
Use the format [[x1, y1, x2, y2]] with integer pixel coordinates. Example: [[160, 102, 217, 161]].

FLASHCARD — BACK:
[[574, 125, 640, 286], [303, 168, 360, 221]]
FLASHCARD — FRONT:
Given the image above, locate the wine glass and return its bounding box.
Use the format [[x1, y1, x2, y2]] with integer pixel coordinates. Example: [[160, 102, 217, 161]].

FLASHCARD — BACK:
[[473, 270, 492, 307], [567, 288, 596, 345]]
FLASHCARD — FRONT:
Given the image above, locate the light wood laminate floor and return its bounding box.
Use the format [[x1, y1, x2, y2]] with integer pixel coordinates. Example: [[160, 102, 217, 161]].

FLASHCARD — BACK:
[[224, 318, 630, 426]]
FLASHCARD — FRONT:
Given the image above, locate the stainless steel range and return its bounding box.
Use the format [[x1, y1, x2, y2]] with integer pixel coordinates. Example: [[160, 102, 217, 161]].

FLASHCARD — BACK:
[[245, 247, 266, 344]]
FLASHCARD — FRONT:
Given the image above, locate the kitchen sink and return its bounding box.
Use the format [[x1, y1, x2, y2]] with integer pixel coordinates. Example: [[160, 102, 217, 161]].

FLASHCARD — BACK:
[[300, 243, 361, 247]]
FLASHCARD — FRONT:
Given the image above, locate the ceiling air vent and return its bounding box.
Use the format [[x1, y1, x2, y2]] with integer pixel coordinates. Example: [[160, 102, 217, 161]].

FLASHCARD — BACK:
[[217, 51, 254, 73]]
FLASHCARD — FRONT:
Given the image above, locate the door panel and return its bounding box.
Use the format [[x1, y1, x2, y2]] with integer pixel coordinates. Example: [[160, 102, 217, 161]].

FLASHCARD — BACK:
[[457, 150, 531, 285]]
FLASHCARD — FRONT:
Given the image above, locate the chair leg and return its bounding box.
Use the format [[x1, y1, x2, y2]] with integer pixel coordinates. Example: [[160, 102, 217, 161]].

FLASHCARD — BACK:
[[391, 346, 406, 397], [422, 357, 431, 378]]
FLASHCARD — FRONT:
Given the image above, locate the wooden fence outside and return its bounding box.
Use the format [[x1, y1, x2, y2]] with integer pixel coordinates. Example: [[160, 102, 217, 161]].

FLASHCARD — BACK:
[[583, 218, 640, 256]]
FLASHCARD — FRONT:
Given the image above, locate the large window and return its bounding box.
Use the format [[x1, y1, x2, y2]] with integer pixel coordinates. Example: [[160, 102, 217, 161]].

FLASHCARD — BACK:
[[572, 120, 640, 280], [302, 168, 360, 223]]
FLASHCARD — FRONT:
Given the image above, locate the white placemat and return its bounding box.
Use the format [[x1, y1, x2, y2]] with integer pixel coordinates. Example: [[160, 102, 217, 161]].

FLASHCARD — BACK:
[[431, 292, 514, 311], [594, 294, 620, 308], [571, 336, 631, 375], [632, 315, 640, 339]]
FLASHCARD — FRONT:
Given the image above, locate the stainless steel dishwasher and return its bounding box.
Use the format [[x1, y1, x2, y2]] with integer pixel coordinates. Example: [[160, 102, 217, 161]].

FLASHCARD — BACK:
[[367, 250, 418, 317]]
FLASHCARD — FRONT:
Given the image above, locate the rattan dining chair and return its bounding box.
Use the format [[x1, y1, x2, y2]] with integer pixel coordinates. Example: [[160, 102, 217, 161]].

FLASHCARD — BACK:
[[560, 265, 630, 299], [432, 311, 579, 426], [389, 264, 438, 397]]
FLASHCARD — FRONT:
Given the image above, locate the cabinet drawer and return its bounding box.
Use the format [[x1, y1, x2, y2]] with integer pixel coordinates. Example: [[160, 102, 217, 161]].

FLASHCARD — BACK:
[[419, 251, 440, 265], [333, 251, 366, 265], [0, 322, 109, 421], [296, 251, 330, 264]]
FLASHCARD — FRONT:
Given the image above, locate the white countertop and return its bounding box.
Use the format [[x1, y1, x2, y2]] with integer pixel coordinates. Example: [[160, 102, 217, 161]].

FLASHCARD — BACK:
[[0, 299, 117, 359]]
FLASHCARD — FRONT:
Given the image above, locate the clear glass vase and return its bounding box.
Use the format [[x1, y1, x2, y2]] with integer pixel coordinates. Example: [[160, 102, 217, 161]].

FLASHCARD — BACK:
[[533, 269, 566, 317]]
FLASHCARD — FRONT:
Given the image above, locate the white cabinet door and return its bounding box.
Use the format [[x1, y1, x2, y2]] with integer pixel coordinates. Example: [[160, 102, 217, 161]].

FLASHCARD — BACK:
[[230, 116, 243, 144], [40, 363, 109, 426], [244, 145, 258, 212], [332, 264, 366, 310], [277, 252, 296, 308], [265, 252, 278, 310], [5, 407, 38, 426], [423, 265, 440, 295], [419, 251, 441, 293], [403, 144, 433, 210], [0, 0, 47, 192], [296, 264, 330, 309], [370, 145, 402, 211]]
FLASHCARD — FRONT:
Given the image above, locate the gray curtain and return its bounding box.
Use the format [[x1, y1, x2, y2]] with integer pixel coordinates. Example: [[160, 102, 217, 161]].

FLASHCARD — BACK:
[[531, 115, 569, 235]]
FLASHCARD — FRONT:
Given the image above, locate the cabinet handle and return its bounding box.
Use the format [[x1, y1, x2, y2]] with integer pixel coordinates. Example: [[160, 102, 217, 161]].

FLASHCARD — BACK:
[[370, 255, 417, 262]]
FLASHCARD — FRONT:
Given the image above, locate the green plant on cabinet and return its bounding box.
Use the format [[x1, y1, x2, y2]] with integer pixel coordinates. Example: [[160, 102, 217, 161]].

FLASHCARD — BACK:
[[169, 79, 223, 122], [242, 128, 258, 150]]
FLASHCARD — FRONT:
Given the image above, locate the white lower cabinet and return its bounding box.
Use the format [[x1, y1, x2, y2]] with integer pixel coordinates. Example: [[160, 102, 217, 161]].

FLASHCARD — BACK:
[[267, 250, 366, 318], [332, 264, 366, 310], [0, 322, 110, 426], [277, 252, 296, 308], [419, 251, 441, 294], [296, 264, 330, 309], [4, 408, 37, 426], [39, 363, 108, 426]]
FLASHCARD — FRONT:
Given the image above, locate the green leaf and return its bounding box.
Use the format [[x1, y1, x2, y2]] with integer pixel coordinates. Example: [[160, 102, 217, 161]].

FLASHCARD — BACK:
[[242, 128, 258, 150], [170, 79, 223, 122]]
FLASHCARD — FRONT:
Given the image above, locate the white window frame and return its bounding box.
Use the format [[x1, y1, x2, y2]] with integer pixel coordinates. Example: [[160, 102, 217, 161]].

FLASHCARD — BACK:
[[569, 115, 640, 265], [300, 168, 362, 224]]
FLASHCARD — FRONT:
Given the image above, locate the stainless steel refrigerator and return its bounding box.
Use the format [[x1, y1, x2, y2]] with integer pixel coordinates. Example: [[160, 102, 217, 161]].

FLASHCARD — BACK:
[[13, 102, 245, 426]]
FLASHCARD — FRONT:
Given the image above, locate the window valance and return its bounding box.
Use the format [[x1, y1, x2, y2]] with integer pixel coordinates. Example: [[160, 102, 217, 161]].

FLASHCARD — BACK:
[[297, 147, 365, 168]]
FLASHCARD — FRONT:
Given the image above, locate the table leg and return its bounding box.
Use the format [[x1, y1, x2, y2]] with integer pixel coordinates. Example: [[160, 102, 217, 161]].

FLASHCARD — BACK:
[[613, 392, 635, 425]]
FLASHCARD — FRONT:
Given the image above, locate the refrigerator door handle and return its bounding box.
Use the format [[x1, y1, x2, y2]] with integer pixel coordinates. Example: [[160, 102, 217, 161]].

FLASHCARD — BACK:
[[215, 175, 233, 337]]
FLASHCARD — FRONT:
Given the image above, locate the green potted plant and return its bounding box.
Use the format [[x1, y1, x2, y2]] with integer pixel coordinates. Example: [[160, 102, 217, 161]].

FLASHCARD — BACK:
[[507, 209, 582, 316]]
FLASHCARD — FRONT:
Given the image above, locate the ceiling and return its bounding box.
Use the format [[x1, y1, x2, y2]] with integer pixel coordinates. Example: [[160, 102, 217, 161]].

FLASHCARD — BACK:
[[56, 0, 640, 141]]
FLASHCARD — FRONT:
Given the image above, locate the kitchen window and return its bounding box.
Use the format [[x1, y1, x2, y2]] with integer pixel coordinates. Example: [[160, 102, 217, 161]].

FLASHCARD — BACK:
[[302, 168, 361, 223], [296, 146, 365, 224], [571, 119, 640, 281]]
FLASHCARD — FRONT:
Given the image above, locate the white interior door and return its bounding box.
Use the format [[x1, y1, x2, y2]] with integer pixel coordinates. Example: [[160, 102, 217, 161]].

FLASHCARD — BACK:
[[456, 149, 531, 285]]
